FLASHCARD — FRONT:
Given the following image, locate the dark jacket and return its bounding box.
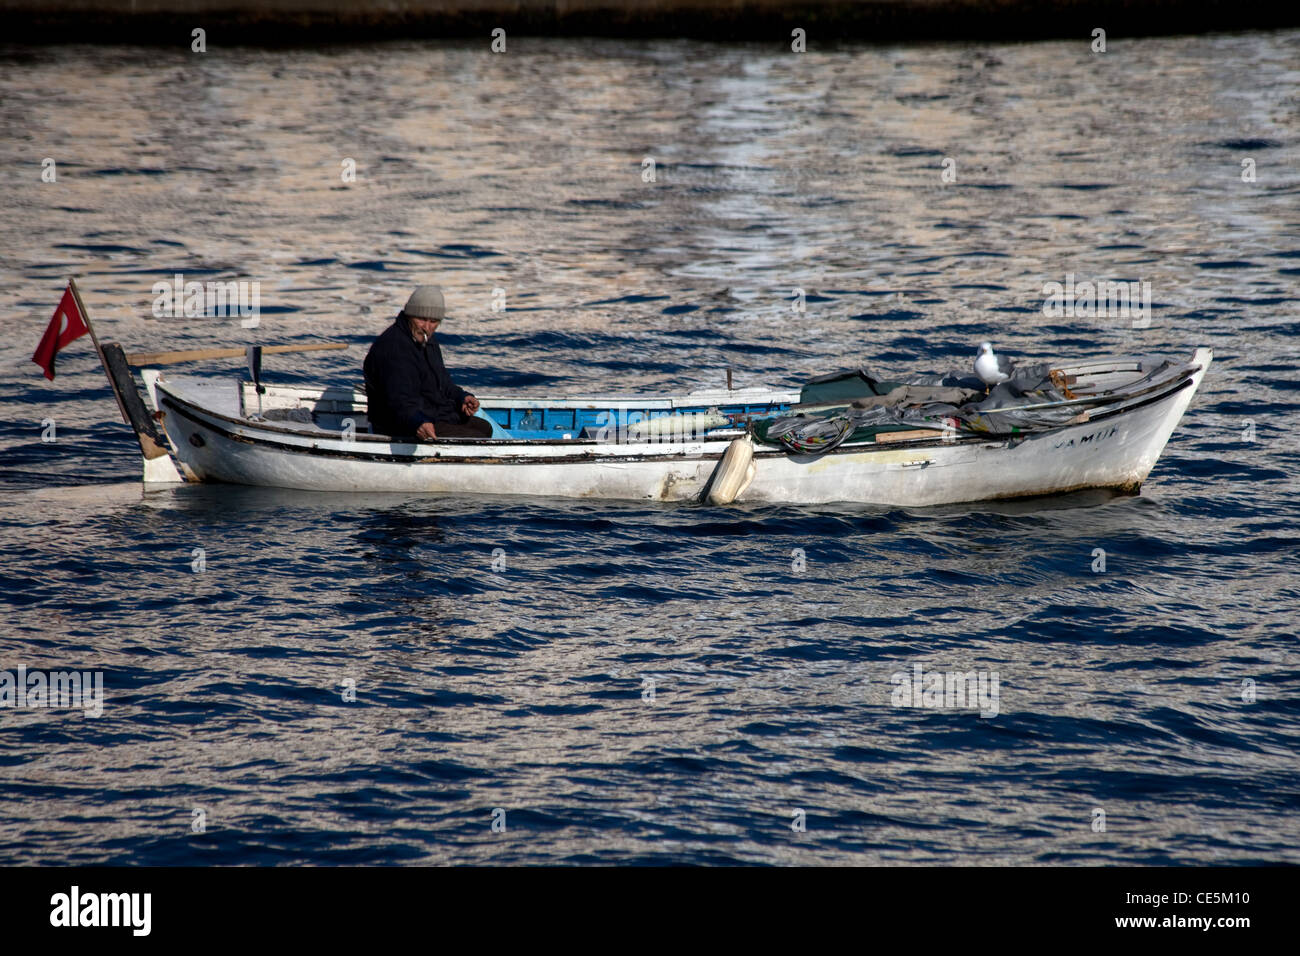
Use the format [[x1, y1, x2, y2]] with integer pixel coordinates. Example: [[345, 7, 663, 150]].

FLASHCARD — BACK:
[[363, 316, 469, 435]]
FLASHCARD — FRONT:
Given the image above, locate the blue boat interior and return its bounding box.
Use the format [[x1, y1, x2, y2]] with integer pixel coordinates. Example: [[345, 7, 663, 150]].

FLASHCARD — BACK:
[[479, 400, 793, 440]]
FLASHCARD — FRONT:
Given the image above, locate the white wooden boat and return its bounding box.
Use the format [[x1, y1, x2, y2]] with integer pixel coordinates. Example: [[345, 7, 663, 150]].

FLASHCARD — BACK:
[[119, 347, 1211, 507]]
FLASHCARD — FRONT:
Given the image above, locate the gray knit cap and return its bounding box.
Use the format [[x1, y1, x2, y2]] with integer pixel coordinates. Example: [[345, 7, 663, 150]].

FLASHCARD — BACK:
[[402, 285, 448, 320]]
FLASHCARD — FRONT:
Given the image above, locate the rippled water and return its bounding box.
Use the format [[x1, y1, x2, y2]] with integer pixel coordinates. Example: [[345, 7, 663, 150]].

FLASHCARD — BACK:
[[1, 33, 1298, 864]]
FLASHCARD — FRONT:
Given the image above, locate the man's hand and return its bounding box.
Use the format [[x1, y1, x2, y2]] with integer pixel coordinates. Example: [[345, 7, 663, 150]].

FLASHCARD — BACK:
[[416, 422, 437, 441], [461, 394, 480, 416]]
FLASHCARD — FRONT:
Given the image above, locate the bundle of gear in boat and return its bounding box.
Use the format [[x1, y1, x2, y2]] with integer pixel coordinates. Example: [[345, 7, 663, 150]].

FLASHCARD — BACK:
[[748, 358, 1185, 455]]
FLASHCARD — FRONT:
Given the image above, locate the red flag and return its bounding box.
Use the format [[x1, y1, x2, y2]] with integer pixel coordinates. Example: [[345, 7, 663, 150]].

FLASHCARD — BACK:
[[32, 285, 90, 380]]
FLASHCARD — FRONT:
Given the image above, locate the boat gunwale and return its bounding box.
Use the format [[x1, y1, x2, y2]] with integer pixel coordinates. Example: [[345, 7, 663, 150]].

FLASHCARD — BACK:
[[237, 380, 803, 411], [163, 356, 1200, 445]]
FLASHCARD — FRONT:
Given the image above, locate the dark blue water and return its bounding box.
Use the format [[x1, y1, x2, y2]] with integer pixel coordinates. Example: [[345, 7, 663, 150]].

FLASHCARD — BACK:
[[1, 33, 1298, 864]]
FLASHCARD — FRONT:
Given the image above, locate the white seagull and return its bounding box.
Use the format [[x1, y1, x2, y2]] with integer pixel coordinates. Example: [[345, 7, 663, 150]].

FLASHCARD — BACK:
[[974, 342, 1014, 387]]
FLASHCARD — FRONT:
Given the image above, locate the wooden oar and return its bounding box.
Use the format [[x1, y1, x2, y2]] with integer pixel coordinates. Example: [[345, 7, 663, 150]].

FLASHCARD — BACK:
[[125, 342, 349, 366], [875, 428, 946, 443]]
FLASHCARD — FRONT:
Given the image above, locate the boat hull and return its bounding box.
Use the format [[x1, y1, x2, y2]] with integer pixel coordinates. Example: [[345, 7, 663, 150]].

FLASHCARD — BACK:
[[153, 349, 1210, 507]]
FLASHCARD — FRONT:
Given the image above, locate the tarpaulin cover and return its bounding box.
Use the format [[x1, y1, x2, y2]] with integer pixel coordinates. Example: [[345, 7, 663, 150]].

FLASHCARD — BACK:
[[757, 359, 1172, 454], [798, 368, 902, 405]]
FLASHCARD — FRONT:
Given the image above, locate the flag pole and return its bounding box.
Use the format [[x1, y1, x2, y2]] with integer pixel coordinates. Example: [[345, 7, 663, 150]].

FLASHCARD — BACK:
[[65, 277, 184, 483], [68, 276, 129, 426]]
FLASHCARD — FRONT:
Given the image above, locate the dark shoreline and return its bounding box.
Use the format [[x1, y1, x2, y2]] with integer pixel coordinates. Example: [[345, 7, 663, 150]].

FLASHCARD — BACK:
[[3, 0, 1297, 45]]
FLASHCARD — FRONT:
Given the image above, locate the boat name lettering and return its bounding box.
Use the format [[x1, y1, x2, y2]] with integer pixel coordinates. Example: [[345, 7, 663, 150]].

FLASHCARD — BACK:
[[1053, 425, 1118, 450]]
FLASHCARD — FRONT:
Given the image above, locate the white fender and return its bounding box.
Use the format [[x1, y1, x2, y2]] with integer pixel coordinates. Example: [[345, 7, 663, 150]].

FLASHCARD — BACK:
[[706, 435, 756, 505]]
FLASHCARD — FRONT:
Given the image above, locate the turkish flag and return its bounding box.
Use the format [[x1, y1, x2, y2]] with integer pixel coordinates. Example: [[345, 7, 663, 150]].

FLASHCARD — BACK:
[[32, 285, 90, 380]]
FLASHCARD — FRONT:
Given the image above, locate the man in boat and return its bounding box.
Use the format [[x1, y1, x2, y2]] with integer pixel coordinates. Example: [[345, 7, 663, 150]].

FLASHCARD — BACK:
[[363, 285, 493, 440]]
